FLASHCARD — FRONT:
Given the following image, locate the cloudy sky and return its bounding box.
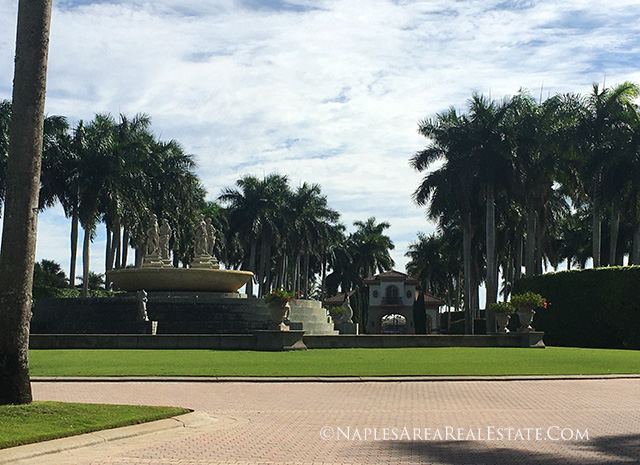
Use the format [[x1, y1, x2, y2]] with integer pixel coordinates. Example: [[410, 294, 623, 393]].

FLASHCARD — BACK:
[[1, 0, 640, 279]]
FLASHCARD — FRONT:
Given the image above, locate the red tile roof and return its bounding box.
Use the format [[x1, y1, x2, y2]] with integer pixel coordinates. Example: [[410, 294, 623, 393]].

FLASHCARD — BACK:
[[363, 269, 420, 285]]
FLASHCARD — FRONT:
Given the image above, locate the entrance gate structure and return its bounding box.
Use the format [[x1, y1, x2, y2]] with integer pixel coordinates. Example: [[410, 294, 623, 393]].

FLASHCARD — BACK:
[[364, 270, 443, 334]]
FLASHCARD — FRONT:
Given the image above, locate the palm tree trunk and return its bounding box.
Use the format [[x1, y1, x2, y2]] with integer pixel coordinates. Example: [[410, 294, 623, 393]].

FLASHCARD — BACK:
[[121, 226, 129, 268], [514, 235, 523, 281], [608, 207, 620, 266], [295, 254, 301, 295], [264, 241, 272, 296], [525, 202, 536, 276], [535, 220, 544, 275], [303, 252, 310, 298], [82, 226, 91, 298], [113, 223, 121, 269], [592, 178, 601, 268], [105, 224, 112, 276], [632, 222, 640, 265], [0, 0, 52, 405], [485, 181, 497, 333], [321, 252, 327, 301], [258, 239, 268, 297], [462, 221, 473, 335], [69, 207, 78, 287], [247, 242, 257, 297], [281, 254, 288, 291]]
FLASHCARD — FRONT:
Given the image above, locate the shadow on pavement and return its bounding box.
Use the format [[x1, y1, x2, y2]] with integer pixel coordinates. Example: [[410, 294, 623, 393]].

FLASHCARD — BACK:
[[386, 433, 640, 464]]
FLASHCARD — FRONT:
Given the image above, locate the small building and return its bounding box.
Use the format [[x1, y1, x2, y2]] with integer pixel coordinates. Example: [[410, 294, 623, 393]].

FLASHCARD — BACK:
[[364, 270, 443, 334]]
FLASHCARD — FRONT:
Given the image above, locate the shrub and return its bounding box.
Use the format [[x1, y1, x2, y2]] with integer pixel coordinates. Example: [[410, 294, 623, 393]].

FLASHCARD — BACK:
[[513, 266, 640, 349], [489, 301, 515, 314], [510, 292, 546, 309], [264, 289, 296, 305]]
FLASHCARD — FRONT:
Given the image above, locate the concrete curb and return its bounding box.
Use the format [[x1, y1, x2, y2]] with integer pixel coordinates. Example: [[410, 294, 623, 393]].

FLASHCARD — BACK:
[[0, 411, 230, 464], [31, 374, 640, 383]]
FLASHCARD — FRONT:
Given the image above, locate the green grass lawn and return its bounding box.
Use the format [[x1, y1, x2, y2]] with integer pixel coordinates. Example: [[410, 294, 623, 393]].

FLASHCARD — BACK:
[[0, 402, 189, 449], [29, 347, 640, 377]]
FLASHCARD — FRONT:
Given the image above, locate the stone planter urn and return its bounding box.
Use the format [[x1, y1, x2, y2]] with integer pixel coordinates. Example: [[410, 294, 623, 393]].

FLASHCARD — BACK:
[[268, 301, 291, 331], [495, 312, 511, 333], [517, 306, 535, 332]]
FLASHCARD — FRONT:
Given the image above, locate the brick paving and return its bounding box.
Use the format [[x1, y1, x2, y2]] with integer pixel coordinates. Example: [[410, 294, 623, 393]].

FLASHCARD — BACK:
[[12, 379, 640, 464]]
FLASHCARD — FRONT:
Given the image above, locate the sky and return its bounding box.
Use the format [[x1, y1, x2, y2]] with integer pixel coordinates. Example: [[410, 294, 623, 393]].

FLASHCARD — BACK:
[[1, 0, 640, 282]]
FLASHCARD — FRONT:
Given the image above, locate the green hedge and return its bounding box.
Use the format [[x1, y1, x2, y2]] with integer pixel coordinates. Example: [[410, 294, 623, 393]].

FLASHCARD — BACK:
[[513, 266, 640, 349], [32, 287, 122, 300]]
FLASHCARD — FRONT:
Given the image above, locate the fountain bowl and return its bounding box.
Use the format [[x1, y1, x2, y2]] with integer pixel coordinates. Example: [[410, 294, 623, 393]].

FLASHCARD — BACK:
[[107, 268, 253, 293]]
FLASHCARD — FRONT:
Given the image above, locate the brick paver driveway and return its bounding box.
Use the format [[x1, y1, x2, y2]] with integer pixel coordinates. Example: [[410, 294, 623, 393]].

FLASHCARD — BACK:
[[19, 379, 640, 464]]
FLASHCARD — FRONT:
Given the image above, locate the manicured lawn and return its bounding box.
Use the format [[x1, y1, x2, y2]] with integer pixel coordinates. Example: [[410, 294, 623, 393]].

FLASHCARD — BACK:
[[0, 401, 189, 449], [29, 347, 640, 377]]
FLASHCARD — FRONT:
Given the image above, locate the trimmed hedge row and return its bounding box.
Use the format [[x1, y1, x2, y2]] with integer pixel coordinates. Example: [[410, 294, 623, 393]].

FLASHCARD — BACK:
[[513, 266, 640, 349], [32, 287, 123, 300]]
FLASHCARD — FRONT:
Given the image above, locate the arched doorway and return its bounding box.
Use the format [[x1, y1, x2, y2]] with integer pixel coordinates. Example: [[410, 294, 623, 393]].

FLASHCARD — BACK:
[[381, 314, 406, 334]]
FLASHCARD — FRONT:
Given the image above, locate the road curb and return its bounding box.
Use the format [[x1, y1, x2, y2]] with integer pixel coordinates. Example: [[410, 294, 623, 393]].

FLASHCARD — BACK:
[[0, 411, 222, 464], [31, 374, 640, 383]]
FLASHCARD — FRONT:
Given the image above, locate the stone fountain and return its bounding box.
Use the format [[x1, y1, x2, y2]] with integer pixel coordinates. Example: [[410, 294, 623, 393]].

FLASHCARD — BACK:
[[108, 214, 253, 293]]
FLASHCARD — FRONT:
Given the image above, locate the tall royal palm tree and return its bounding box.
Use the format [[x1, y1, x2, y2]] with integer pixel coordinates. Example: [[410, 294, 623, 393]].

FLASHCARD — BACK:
[[351, 217, 395, 279], [287, 183, 340, 297], [508, 91, 573, 276], [573, 82, 640, 267], [412, 107, 483, 333], [219, 173, 290, 297], [466, 94, 514, 325], [77, 113, 117, 296]]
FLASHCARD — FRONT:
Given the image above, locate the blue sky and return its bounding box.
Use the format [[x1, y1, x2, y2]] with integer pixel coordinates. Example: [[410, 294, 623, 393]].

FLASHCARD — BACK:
[[1, 0, 640, 280]]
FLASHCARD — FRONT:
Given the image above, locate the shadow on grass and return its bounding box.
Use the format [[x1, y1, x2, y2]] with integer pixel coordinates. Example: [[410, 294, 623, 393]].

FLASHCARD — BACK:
[[385, 433, 640, 464]]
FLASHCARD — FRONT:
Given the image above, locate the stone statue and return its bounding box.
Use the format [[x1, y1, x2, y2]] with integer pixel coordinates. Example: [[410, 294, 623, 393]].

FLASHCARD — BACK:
[[205, 218, 216, 256], [194, 214, 208, 256], [136, 290, 149, 322], [343, 293, 354, 323], [158, 219, 172, 261], [145, 214, 159, 256]]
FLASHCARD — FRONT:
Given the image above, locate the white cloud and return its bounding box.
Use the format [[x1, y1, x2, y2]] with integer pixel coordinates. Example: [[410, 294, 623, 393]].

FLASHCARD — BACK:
[[1, 0, 640, 279]]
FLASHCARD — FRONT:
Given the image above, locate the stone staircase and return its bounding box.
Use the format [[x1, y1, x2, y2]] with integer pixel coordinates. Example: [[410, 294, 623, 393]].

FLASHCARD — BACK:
[[287, 300, 338, 335]]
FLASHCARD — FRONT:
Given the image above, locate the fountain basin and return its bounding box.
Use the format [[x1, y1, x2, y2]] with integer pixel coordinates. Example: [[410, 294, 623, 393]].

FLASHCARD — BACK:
[[107, 268, 253, 293]]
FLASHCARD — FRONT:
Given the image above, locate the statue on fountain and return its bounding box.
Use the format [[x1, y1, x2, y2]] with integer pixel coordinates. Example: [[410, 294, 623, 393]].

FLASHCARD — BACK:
[[190, 214, 219, 269], [158, 218, 173, 266], [206, 217, 216, 257], [142, 214, 164, 268]]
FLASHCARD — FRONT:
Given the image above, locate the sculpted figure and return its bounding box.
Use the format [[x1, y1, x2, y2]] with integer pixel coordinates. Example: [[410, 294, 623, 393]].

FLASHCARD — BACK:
[[136, 290, 149, 322], [158, 219, 172, 260], [205, 217, 216, 256], [194, 214, 208, 255], [145, 214, 159, 255]]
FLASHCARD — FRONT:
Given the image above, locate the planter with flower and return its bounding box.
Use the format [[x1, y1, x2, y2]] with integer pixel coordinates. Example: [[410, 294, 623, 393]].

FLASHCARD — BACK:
[[264, 289, 296, 331], [489, 301, 515, 333], [510, 292, 547, 332]]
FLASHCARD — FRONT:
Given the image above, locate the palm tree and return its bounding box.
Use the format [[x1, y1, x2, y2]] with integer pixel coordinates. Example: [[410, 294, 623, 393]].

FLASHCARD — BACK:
[[287, 183, 340, 298], [412, 107, 482, 334], [77, 113, 118, 296], [573, 82, 640, 267], [507, 91, 576, 276], [219, 173, 290, 297], [351, 217, 395, 279], [465, 94, 514, 310], [0, 0, 53, 405], [405, 232, 447, 294]]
